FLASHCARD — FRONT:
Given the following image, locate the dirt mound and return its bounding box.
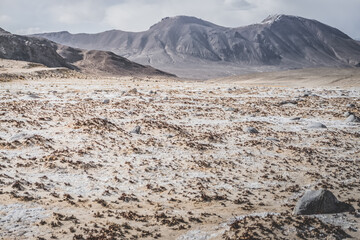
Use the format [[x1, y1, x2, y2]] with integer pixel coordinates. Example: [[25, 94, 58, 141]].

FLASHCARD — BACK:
[[57, 46, 175, 77]]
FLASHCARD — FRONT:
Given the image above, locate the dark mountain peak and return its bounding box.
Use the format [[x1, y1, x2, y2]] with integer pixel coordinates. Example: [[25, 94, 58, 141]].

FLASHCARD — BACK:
[[150, 15, 221, 30], [32, 30, 72, 41], [262, 14, 351, 40], [58, 30, 70, 34], [47, 30, 71, 35], [0, 27, 11, 35]]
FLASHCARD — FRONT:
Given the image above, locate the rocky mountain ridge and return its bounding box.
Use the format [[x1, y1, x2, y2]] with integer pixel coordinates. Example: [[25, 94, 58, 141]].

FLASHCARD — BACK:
[[34, 14, 360, 79], [0, 28, 174, 77]]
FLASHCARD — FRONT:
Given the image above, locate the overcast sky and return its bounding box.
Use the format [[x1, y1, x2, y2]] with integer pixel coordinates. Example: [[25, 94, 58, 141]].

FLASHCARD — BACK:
[[0, 0, 359, 39]]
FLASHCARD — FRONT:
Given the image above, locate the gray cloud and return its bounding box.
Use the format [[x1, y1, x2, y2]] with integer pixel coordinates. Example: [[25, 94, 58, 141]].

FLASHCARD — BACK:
[[0, 0, 359, 38], [224, 0, 254, 10]]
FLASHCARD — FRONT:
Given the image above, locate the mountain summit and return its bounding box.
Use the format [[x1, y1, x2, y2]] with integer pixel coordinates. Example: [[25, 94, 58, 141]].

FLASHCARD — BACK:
[[34, 15, 360, 79], [150, 16, 223, 29]]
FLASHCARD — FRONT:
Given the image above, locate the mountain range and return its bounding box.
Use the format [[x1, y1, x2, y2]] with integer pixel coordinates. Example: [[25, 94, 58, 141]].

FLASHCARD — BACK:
[[0, 27, 174, 77], [34, 14, 360, 79]]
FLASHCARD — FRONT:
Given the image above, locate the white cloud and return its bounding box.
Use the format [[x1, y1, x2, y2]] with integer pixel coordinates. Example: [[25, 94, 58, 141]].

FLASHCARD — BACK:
[[104, 2, 162, 31], [0, 15, 10, 23], [49, 0, 106, 24], [224, 0, 254, 10], [0, 0, 359, 38]]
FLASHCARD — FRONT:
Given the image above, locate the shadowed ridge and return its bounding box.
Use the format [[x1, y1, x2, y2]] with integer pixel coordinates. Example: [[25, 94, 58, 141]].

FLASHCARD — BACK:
[[0, 27, 11, 35]]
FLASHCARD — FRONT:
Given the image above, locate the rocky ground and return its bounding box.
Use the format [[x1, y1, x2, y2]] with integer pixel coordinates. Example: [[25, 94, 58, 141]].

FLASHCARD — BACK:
[[0, 67, 359, 239]]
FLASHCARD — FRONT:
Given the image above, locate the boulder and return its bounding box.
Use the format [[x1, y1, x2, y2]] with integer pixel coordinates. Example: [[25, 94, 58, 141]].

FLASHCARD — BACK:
[[346, 114, 360, 123], [130, 126, 141, 134], [294, 189, 354, 215], [344, 112, 351, 117]]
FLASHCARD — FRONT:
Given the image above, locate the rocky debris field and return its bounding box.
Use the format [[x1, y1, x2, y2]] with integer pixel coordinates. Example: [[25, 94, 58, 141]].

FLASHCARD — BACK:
[[0, 76, 359, 239]]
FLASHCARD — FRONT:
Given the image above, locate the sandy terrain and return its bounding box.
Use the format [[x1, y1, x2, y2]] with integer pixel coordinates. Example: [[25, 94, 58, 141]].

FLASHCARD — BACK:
[[212, 67, 360, 88], [0, 62, 359, 239], [0, 59, 87, 82]]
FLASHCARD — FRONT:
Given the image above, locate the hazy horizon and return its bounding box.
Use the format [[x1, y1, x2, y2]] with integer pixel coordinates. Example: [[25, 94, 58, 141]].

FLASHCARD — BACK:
[[0, 0, 359, 39]]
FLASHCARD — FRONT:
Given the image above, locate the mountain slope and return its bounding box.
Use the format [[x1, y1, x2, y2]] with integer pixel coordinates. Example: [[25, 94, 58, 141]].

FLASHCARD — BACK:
[[56, 44, 174, 76], [35, 15, 360, 79], [0, 27, 74, 69], [0, 27, 174, 77]]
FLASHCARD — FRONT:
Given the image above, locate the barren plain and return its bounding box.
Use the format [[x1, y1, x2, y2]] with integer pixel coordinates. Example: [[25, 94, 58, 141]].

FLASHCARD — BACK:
[[0, 60, 360, 239]]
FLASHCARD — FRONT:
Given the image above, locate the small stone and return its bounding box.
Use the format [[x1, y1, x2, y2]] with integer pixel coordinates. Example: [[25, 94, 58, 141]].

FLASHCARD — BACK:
[[103, 99, 110, 104], [163, 96, 169, 101], [294, 189, 354, 215], [279, 100, 298, 105], [245, 127, 259, 134], [308, 122, 327, 129], [130, 126, 141, 134], [290, 117, 301, 121]]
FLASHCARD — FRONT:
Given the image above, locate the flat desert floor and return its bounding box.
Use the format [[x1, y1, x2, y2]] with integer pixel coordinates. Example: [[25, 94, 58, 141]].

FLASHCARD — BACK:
[[0, 62, 360, 239]]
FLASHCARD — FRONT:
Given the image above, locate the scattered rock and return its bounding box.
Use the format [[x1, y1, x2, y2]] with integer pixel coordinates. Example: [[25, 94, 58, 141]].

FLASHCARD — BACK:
[[294, 189, 355, 215], [308, 122, 327, 129], [290, 117, 301, 121], [245, 127, 259, 134], [103, 99, 110, 104]]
